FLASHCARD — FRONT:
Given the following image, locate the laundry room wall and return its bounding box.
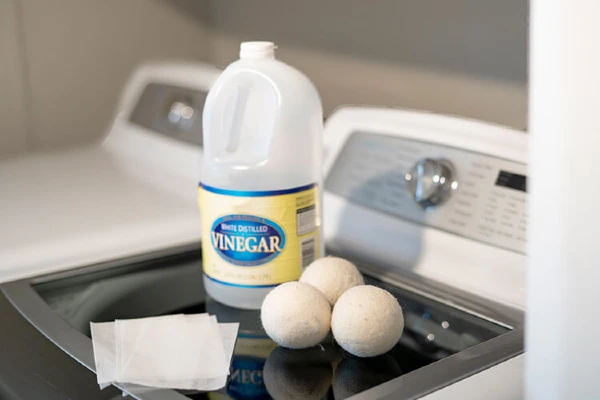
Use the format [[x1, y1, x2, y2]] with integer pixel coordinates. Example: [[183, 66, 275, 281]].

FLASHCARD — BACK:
[[0, 0, 212, 159], [0, 0, 28, 158], [202, 0, 528, 130], [1, 0, 528, 159]]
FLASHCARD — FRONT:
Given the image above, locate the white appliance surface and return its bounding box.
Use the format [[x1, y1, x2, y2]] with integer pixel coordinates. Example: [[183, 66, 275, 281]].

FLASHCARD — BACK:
[[0, 62, 221, 283], [322, 106, 527, 399]]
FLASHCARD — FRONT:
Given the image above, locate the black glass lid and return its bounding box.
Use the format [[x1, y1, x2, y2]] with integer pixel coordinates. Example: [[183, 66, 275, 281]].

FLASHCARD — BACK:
[[30, 249, 520, 400]]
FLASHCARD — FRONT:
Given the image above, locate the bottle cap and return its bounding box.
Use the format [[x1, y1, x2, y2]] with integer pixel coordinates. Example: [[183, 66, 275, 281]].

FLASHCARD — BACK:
[[240, 41, 276, 59]]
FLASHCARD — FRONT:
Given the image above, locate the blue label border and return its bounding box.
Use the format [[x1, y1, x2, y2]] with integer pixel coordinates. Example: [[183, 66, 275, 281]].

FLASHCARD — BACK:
[[199, 182, 316, 197], [204, 273, 280, 288]]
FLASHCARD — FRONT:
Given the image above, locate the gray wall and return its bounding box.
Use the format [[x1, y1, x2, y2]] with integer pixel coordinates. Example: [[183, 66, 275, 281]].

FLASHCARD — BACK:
[[0, 0, 528, 159], [1, 0, 211, 159], [1, 0, 28, 156], [201, 0, 528, 129], [205, 0, 528, 84]]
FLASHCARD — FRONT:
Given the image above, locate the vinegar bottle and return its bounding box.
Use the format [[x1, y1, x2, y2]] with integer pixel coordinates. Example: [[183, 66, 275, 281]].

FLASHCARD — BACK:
[[199, 41, 323, 309]]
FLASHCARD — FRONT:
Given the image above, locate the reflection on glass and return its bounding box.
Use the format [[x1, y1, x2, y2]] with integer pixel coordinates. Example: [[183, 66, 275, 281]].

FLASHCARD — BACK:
[[333, 354, 402, 399], [263, 345, 337, 400], [205, 299, 276, 400]]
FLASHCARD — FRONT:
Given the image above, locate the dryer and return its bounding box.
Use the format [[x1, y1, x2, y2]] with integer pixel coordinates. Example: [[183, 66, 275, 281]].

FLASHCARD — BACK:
[[0, 62, 220, 283]]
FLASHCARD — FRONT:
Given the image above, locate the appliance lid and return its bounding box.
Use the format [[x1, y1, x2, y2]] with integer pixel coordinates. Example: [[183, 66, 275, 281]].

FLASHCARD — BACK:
[[1, 245, 522, 400]]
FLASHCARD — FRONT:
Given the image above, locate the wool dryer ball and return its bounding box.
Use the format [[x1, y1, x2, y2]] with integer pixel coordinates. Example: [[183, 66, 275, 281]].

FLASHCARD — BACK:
[[261, 282, 331, 349], [332, 285, 404, 357], [300, 257, 364, 305]]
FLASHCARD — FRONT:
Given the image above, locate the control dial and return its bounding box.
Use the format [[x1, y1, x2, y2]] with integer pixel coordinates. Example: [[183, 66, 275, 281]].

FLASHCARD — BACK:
[[167, 99, 196, 129], [405, 158, 456, 210]]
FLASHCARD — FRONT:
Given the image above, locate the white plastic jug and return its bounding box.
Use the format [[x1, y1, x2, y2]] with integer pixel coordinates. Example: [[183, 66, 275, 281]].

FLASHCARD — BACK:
[[199, 42, 323, 309]]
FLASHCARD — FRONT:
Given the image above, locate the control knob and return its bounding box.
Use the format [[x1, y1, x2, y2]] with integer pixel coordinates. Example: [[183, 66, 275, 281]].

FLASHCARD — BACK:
[[405, 158, 456, 210]]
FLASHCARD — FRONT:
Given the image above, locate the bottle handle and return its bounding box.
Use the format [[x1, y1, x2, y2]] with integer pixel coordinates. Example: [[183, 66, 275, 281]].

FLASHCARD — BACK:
[[204, 71, 278, 163], [223, 83, 249, 153]]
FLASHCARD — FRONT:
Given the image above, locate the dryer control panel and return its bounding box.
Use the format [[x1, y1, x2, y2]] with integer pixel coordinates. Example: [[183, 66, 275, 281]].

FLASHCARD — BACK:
[[326, 131, 528, 254], [129, 83, 207, 147]]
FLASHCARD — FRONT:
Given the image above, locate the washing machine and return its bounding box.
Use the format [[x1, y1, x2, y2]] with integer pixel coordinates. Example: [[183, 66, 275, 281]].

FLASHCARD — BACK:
[[1, 96, 526, 398]]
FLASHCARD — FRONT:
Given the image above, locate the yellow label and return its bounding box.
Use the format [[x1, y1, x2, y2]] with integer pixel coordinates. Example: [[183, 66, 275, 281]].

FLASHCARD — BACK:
[[198, 183, 320, 287]]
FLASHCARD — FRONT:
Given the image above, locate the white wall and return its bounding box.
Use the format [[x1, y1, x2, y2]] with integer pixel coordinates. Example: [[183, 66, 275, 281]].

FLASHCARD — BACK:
[[0, 0, 211, 159]]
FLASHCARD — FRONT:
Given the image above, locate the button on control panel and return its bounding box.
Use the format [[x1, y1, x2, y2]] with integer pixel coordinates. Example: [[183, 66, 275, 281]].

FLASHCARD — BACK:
[[325, 131, 528, 254]]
